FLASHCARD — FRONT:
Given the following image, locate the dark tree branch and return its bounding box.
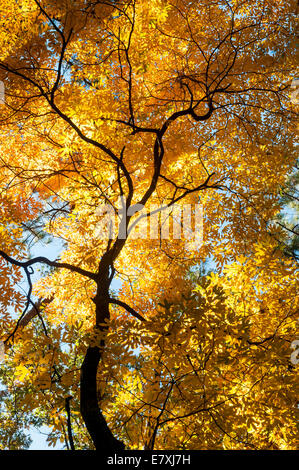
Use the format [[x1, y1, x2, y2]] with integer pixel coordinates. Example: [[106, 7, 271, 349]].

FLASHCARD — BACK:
[[108, 297, 146, 322], [0, 250, 97, 280], [65, 396, 75, 451]]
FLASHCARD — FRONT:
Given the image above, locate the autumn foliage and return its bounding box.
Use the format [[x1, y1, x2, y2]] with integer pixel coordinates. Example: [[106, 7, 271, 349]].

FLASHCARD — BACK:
[[0, 0, 298, 450]]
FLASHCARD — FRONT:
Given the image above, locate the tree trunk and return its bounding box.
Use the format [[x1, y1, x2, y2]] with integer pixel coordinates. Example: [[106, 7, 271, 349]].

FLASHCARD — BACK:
[[80, 267, 125, 451], [80, 345, 125, 451]]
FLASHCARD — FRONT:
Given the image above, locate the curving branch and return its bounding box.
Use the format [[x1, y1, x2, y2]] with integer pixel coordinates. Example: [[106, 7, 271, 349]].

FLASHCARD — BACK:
[[0, 250, 97, 280], [108, 297, 146, 322], [65, 396, 75, 451]]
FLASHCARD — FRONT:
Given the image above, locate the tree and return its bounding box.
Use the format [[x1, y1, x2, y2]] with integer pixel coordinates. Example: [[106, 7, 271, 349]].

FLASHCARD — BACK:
[[0, 0, 297, 450]]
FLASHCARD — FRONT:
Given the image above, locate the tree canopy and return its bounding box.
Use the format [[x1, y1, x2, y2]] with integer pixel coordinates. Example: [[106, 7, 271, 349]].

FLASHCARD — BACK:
[[0, 0, 298, 451]]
